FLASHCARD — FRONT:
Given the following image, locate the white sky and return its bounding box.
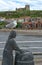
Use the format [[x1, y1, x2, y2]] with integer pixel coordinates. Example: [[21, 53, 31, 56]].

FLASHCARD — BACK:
[[0, 0, 42, 11]]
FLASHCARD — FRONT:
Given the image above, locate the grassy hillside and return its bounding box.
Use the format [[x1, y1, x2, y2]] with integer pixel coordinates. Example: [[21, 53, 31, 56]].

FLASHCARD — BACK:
[[0, 10, 42, 18]]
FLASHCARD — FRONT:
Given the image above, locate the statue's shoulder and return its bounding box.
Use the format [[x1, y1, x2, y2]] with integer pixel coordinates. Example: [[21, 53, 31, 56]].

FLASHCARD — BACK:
[[8, 38, 16, 43]]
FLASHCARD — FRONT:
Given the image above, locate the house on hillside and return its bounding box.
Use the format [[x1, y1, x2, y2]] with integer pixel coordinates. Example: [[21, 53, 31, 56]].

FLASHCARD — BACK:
[[31, 17, 42, 29], [20, 17, 42, 29], [22, 22, 32, 29], [0, 17, 5, 22], [17, 16, 31, 23]]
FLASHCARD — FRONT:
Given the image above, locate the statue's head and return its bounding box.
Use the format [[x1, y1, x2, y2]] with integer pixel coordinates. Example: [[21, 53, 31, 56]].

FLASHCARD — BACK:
[[8, 30, 16, 39]]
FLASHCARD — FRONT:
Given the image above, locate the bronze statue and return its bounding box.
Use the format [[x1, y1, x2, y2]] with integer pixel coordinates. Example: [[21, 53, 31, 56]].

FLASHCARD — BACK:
[[2, 31, 34, 65], [2, 31, 21, 65]]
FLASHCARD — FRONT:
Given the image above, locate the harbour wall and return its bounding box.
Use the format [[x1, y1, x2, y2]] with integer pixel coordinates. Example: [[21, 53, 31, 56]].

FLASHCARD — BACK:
[[0, 29, 42, 35]]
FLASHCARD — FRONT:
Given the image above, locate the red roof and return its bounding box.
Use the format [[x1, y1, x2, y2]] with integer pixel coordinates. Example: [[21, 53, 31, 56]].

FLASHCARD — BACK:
[[23, 22, 32, 24]]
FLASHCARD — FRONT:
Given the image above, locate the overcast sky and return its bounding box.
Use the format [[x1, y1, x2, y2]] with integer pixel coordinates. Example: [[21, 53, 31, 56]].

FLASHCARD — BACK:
[[0, 0, 42, 11]]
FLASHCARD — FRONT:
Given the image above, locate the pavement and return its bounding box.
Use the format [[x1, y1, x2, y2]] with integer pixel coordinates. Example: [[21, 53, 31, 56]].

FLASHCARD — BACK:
[[0, 61, 2, 65]]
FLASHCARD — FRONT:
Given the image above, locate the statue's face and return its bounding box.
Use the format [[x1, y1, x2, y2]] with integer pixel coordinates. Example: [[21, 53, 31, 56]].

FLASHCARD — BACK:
[[13, 32, 16, 38], [9, 31, 16, 39]]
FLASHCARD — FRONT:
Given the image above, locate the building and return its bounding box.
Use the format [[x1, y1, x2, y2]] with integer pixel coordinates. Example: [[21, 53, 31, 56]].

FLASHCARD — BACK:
[[0, 17, 5, 21], [16, 5, 30, 12], [17, 16, 31, 22]]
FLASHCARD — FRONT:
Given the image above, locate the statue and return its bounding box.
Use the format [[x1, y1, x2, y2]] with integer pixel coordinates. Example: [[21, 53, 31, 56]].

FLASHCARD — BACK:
[[2, 31, 34, 65], [2, 30, 21, 65]]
